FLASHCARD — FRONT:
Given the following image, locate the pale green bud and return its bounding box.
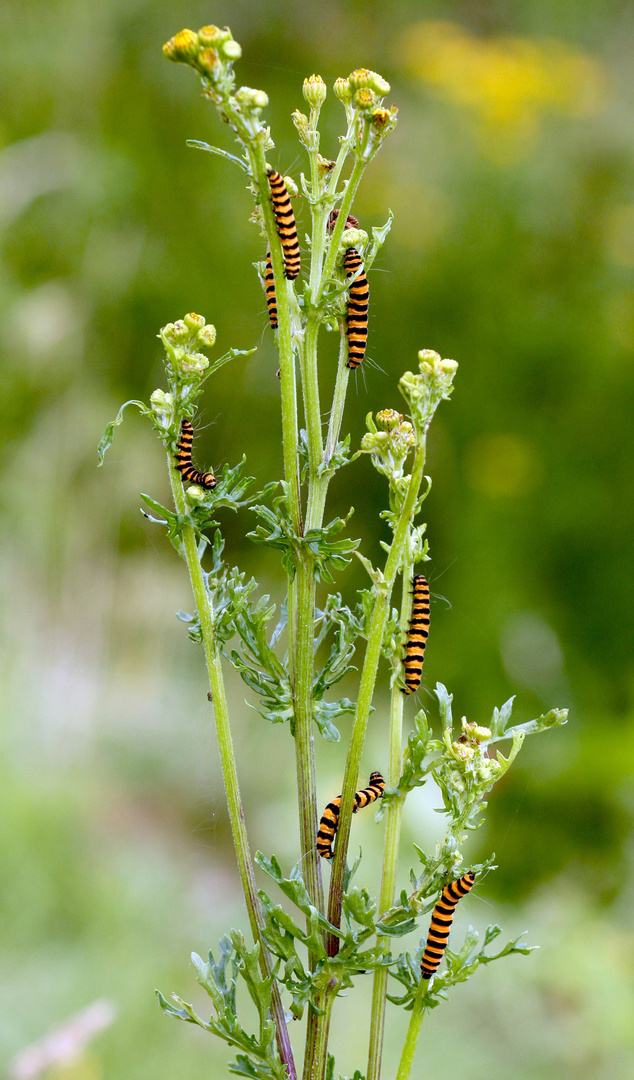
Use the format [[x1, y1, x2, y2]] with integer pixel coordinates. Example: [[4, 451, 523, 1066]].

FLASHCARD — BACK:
[[150, 389, 174, 428], [186, 484, 208, 502], [399, 349, 458, 437], [342, 227, 368, 249], [476, 758, 503, 783], [461, 717, 491, 743], [283, 175, 299, 198], [162, 320, 189, 344], [376, 409, 403, 431], [197, 323, 217, 348], [360, 431, 389, 455], [333, 77, 352, 104], [198, 25, 230, 47], [348, 69, 391, 95], [252, 90, 269, 110], [162, 29, 199, 62], [235, 86, 268, 111], [179, 351, 209, 375], [222, 39, 242, 61], [452, 741, 475, 761], [302, 74, 327, 109], [184, 312, 205, 332]]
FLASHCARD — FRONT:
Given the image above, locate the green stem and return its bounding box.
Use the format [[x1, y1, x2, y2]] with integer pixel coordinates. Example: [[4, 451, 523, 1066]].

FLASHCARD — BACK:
[[168, 456, 296, 1080], [306, 330, 349, 530], [367, 574, 413, 1080], [395, 991, 425, 1080], [327, 442, 427, 949]]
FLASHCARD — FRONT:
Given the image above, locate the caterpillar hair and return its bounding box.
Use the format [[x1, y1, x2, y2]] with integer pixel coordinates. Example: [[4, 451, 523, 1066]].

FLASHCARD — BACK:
[[316, 771, 385, 860], [402, 574, 430, 694], [344, 247, 369, 369], [266, 167, 300, 279], [264, 250, 278, 329], [174, 419, 216, 490], [420, 872, 476, 979]]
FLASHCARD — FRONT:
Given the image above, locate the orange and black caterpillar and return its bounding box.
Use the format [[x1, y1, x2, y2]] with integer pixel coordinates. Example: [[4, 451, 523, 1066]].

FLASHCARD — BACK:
[[402, 574, 430, 694], [316, 771, 385, 860], [266, 167, 300, 279], [174, 420, 216, 490], [344, 246, 369, 369], [420, 872, 476, 979], [264, 250, 278, 329]]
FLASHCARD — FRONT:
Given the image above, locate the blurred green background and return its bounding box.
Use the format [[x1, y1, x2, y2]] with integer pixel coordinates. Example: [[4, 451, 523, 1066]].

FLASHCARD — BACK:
[[2, 0, 633, 1077]]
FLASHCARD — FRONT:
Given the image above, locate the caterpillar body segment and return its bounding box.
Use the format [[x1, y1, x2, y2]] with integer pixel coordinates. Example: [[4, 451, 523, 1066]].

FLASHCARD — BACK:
[[264, 250, 278, 329], [316, 771, 385, 860], [420, 872, 476, 979], [344, 246, 369, 369], [402, 574, 430, 694], [174, 420, 216, 490], [266, 167, 300, 279]]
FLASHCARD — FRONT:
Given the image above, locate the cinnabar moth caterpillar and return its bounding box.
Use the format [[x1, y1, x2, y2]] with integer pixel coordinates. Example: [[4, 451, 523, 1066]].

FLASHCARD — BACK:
[[420, 872, 476, 979], [344, 246, 369, 369], [316, 771, 385, 860], [174, 420, 216, 490], [266, 167, 300, 279], [264, 250, 278, 329], [402, 575, 430, 694]]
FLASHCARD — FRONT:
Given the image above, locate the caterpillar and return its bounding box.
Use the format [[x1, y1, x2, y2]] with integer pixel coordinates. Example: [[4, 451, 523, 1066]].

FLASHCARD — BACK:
[[316, 771, 385, 860], [344, 246, 369, 369], [264, 250, 278, 329], [174, 420, 216, 490], [266, 166, 300, 279], [420, 872, 476, 979], [402, 574, 430, 695]]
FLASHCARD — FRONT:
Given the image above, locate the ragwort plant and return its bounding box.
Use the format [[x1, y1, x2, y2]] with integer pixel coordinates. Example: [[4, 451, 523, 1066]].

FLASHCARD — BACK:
[[98, 23, 568, 1080]]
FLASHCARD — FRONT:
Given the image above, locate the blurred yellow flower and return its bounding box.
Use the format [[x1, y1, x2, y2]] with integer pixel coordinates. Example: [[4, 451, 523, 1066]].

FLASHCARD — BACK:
[[466, 433, 540, 497], [396, 21, 607, 161]]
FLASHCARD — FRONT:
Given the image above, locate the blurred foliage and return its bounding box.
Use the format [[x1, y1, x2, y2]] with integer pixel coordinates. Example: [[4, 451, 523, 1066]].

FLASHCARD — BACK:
[[1, 0, 633, 1077]]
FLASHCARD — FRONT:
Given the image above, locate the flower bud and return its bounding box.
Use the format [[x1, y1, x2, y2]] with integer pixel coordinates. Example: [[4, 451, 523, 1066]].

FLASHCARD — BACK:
[[222, 39, 242, 61], [184, 312, 205, 332], [197, 48, 220, 75], [342, 227, 368, 249], [461, 717, 491, 743], [150, 389, 174, 428], [198, 25, 229, 48], [353, 88, 379, 111], [302, 74, 327, 109], [292, 110, 310, 143], [186, 484, 208, 502], [348, 68, 390, 96], [317, 154, 336, 175], [452, 741, 475, 762], [283, 175, 299, 198], [376, 409, 403, 431], [180, 351, 209, 375], [197, 324, 217, 348], [235, 86, 269, 111], [333, 77, 352, 104], [162, 29, 199, 62]]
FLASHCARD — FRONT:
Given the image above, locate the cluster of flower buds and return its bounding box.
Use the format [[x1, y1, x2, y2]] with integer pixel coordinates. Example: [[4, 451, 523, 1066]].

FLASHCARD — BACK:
[[399, 349, 458, 438], [150, 388, 175, 430], [159, 313, 217, 382], [162, 25, 242, 83], [334, 68, 391, 110], [360, 408, 417, 482]]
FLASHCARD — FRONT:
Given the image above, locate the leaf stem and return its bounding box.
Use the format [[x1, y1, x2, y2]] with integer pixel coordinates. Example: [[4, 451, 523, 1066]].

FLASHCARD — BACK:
[[168, 455, 296, 1080]]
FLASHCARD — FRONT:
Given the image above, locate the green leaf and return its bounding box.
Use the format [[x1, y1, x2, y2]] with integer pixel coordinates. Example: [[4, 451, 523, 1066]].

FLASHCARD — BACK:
[[97, 399, 149, 465]]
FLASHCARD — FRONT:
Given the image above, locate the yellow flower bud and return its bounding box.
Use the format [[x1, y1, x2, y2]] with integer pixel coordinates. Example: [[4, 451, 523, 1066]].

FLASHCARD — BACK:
[[333, 77, 352, 103], [302, 74, 327, 109], [197, 324, 217, 348], [376, 409, 403, 431], [353, 88, 379, 111], [222, 39, 242, 61], [197, 48, 220, 75], [198, 25, 228, 47], [292, 110, 310, 142], [348, 68, 390, 96], [162, 29, 199, 63], [184, 313, 205, 331]]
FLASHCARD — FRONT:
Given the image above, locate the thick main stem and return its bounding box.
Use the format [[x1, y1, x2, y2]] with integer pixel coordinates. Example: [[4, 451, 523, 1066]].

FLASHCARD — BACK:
[[169, 458, 296, 1080], [367, 573, 414, 1080], [327, 443, 427, 946]]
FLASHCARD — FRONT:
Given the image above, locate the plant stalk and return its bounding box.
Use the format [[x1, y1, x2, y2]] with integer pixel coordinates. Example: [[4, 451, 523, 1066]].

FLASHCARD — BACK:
[[168, 456, 296, 1080], [395, 991, 426, 1080], [367, 572, 414, 1080], [327, 442, 427, 947]]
